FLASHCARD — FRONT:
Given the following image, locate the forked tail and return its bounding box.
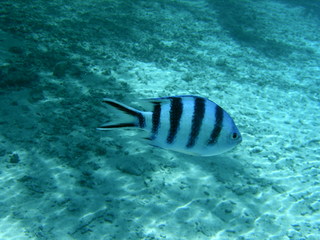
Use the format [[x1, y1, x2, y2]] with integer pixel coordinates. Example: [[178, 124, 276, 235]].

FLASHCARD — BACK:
[[97, 98, 145, 130]]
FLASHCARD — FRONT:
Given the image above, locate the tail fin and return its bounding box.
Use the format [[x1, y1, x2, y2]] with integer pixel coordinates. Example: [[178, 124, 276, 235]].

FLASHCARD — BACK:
[[97, 98, 145, 130]]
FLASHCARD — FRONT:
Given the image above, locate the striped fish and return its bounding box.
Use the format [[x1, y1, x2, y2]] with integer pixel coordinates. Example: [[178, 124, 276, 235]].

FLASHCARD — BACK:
[[97, 95, 242, 156]]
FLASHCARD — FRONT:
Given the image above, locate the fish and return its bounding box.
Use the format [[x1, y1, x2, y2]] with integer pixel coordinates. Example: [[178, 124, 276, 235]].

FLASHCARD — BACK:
[[97, 95, 242, 156]]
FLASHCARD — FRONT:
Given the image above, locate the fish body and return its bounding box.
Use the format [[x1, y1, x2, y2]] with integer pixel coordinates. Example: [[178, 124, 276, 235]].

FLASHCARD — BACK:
[[98, 95, 242, 156]]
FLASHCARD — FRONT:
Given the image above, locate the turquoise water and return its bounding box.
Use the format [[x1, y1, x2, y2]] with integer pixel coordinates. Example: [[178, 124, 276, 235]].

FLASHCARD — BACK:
[[0, 0, 319, 239]]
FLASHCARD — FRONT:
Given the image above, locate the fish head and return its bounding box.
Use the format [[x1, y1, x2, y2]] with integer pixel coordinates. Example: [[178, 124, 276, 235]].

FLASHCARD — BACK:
[[207, 115, 242, 156], [228, 124, 242, 146], [219, 116, 242, 152]]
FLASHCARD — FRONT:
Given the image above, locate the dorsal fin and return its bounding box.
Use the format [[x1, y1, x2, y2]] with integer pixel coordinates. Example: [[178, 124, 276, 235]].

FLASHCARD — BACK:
[[136, 97, 171, 111]]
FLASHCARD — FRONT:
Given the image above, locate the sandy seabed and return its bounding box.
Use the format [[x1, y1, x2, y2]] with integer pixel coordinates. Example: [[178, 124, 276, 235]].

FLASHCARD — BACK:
[[0, 0, 319, 239]]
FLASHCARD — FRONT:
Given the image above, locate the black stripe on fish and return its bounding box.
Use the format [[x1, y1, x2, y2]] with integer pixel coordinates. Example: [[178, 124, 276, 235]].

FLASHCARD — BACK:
[[167, 97, 183, 144], [186, 97, 205, 148], [102, 99, 145, 128], [151, 102, 161, 140], [208, 105, 223, 145]]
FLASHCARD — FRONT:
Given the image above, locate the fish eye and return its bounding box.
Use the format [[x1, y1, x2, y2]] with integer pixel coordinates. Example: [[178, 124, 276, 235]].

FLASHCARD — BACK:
[[231, 132, 238, 139]]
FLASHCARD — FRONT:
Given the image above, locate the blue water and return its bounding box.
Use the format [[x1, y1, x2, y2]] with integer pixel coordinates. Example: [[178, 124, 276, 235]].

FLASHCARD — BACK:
[[0, 0, 319, 239]]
